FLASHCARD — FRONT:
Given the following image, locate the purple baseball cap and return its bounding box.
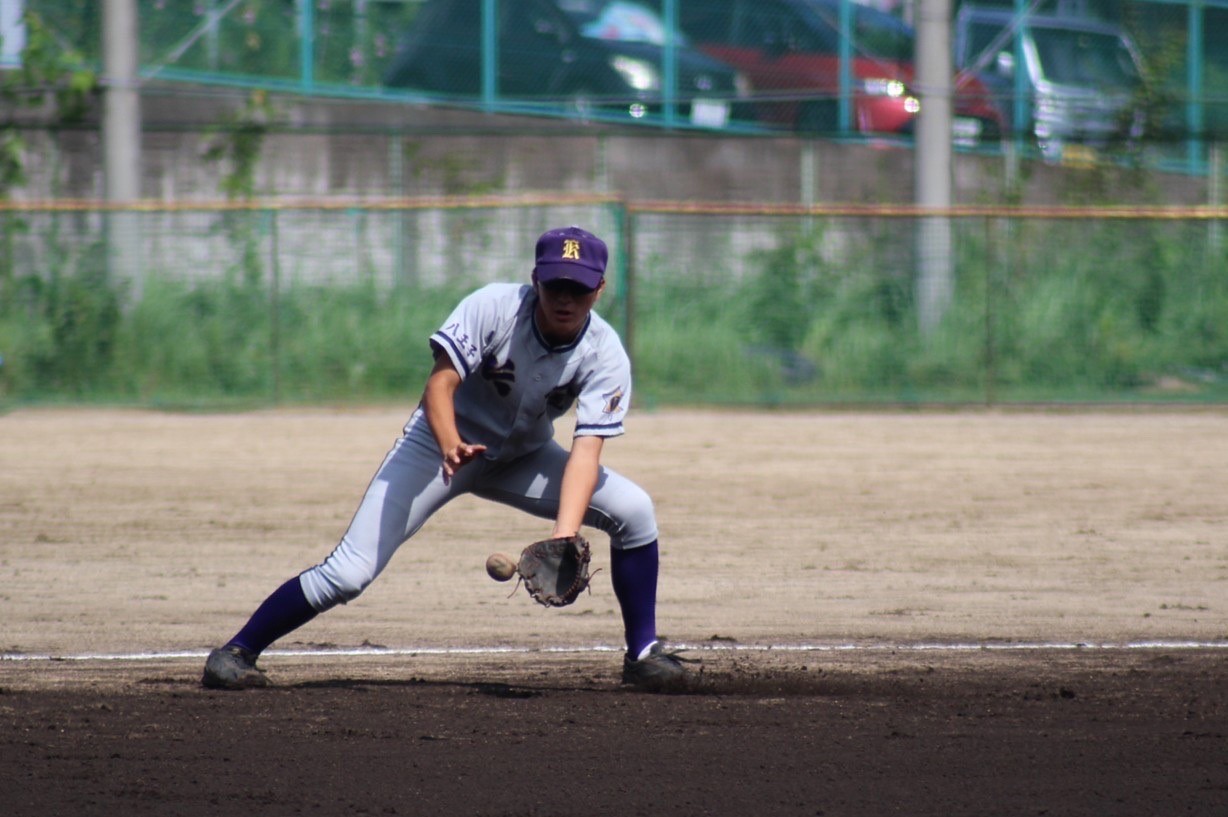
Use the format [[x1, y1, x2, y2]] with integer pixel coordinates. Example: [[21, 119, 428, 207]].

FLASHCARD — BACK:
[[533, 226, 607, 290]]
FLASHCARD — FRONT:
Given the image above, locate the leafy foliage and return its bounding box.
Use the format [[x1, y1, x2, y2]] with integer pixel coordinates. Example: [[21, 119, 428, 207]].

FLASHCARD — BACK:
[[23, 0, 423, 85], [630, 214, 1228, 405], [1, 8, 102, 402]]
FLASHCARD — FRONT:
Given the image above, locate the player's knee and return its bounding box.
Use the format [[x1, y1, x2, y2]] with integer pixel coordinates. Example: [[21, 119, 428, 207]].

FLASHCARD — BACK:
[[300, 541, 377, 608], [603, 483, 657, 548], [324, 571, 372, 604]]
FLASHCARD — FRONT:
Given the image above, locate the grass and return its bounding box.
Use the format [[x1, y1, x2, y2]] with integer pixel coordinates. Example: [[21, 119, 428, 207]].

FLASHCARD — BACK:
[[2, 216, 1226, 408]]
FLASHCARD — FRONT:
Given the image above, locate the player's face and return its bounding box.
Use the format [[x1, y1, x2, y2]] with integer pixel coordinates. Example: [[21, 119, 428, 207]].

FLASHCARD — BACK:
[[534, 278, 604, 344]]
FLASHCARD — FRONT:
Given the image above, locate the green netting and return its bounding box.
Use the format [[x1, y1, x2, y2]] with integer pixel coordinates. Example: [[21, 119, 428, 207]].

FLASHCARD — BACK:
[[2, 201, 1226, 406], [627, 209, 1228, 405]]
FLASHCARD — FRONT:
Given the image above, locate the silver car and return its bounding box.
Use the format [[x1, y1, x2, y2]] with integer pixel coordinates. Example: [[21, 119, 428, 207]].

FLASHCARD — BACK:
[[955, 7, 1145, 161]]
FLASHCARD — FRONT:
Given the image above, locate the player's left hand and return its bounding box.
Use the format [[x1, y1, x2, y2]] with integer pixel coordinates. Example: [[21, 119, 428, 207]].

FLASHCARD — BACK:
[[442, 442, 487, 483]]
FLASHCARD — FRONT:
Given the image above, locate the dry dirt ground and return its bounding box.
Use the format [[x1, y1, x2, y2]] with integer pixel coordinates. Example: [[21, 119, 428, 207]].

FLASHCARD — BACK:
[[1, 406, 1226, 816]]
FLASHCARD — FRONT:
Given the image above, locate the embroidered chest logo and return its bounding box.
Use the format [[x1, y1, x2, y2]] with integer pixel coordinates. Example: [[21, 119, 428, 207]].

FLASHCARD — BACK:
[[561, 239, 582, 260], [480, 355, 516, 396]]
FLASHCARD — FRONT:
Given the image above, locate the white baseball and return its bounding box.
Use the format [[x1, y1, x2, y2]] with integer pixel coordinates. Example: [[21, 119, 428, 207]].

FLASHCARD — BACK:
[[485, 552, 517, 582]]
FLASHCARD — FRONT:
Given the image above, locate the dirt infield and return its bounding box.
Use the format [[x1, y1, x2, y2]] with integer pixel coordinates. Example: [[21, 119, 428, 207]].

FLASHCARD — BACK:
[[1, 407, 1226, 815]]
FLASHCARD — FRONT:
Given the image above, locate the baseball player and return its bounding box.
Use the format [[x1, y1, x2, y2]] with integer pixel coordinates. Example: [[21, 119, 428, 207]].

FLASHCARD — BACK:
[[202, 226, 691, 692]]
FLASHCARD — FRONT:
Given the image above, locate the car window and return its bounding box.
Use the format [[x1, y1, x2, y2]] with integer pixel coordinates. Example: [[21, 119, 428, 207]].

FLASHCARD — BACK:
[[804, 1, 904, 58], [962, 19, 1014, 74], [967, 21, 1005, 65], [582, 1, 681, 44], [1032, 28, 1140, 88], [395, 0, 471, 51], [679, 0, 735, 42], [732, 2, 796, 50], [502, 0, 571, 45], [853, 9, 912, 61], [557, 0, 686, 45]]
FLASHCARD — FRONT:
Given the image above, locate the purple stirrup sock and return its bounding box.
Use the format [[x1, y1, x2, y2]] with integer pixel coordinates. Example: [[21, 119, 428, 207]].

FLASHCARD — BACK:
[[228, 575, 318, 656], [610, 540, 659, 660]]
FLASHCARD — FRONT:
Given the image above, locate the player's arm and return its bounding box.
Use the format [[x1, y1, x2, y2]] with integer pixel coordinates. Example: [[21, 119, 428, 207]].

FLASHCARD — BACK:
[[422, 352, 486, 482], [551, 434, 604, 538]]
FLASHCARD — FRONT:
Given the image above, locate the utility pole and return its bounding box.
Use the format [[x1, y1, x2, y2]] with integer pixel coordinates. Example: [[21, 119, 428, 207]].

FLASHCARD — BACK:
[[1, 1, 26, 66], [914, 0, 953, 334], [103, 0, 142, 295]]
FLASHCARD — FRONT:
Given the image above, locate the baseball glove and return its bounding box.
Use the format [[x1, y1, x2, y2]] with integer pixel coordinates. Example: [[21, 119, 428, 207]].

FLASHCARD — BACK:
[[516, 534, 592, 608]]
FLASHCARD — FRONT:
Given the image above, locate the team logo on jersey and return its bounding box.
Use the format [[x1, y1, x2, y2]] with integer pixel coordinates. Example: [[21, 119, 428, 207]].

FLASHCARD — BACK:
[[480, 354, 516, 396], [562, 239, 582, 260], [602, 386, 624, 414]]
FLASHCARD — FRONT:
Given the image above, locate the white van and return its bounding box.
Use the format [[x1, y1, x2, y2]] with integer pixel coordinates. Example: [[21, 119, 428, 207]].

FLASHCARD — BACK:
[[955, 7, 1146, 161]]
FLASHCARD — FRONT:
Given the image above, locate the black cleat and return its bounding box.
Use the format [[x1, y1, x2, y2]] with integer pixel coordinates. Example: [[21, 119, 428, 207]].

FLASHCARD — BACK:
[[202, 645, 270, 690], [621, 642, 697, 692]]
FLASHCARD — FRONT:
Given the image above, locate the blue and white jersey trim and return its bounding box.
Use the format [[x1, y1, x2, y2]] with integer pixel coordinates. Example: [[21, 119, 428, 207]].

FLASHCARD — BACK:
[[575, 421, 624, 436], [429, 332, 473, 377]]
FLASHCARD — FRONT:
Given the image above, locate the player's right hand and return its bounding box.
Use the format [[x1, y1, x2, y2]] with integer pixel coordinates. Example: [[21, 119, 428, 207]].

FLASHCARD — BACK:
[[442, 443, 487, 484]]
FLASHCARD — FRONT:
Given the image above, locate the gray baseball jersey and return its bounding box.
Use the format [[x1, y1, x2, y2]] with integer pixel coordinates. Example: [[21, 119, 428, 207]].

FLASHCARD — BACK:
[[297, 282, 654, 611], [428, 283, 631, 460]]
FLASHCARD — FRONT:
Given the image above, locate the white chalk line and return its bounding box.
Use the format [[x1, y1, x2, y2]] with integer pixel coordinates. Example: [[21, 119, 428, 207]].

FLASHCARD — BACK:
[[2, 640, 1226, 663]]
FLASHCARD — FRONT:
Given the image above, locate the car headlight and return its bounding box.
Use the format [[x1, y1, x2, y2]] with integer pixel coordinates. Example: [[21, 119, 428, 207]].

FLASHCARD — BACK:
[[733, 71, 752, 99], [610, 56, 660, 92], [862, 78, 907, 98]]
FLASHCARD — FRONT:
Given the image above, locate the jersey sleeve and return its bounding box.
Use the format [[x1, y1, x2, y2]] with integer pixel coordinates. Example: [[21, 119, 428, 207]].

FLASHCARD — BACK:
[[573, 344, 632, 439], [428, 284, 511, 379]]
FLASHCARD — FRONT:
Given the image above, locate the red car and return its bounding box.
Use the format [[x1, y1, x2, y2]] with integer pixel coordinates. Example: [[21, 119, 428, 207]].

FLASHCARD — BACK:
[[679, 0, 1004, 143]]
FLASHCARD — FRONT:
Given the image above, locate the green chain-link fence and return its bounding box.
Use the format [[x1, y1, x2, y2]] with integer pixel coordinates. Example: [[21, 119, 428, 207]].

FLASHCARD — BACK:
[[2, 197, 1226, 407], [10, 0, 1228, 169]]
